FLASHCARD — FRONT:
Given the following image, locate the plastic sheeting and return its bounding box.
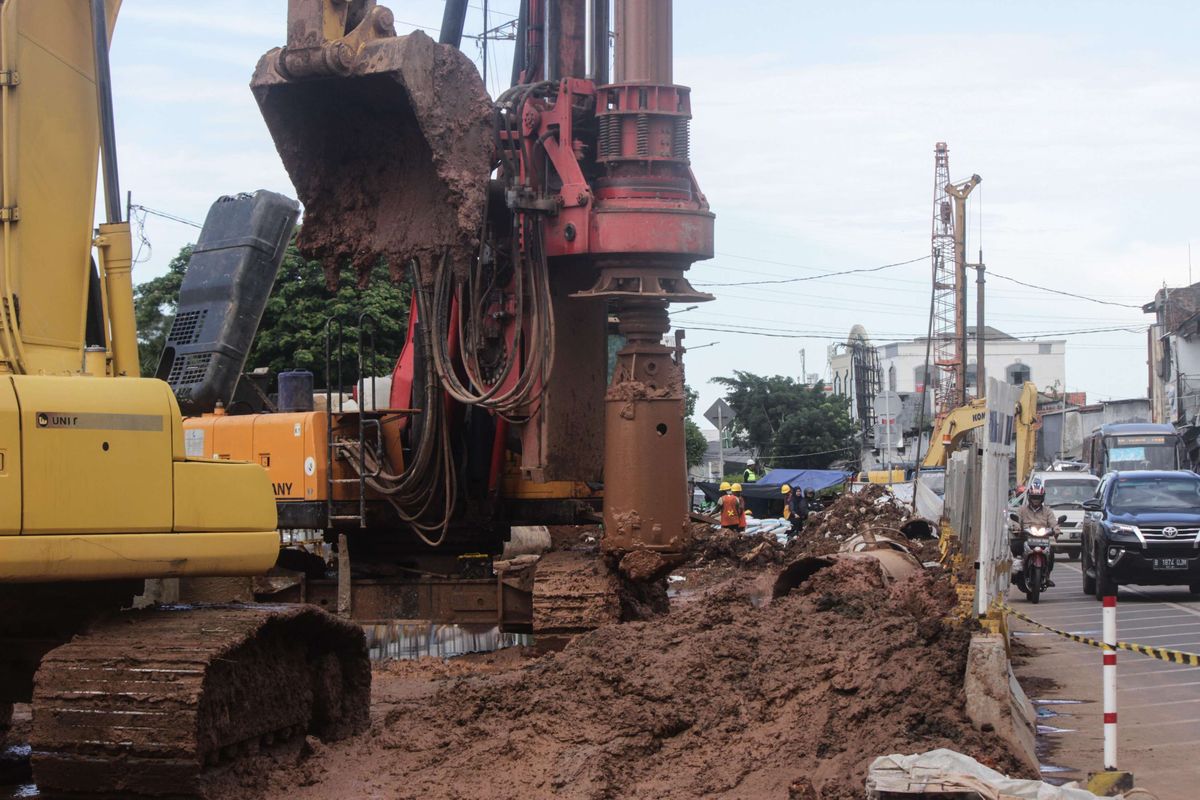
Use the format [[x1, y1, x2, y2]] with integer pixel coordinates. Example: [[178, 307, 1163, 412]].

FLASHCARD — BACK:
[[867, 749, 1124, 799], [697, 469, 851, 505], [880, 480, 944, 523]]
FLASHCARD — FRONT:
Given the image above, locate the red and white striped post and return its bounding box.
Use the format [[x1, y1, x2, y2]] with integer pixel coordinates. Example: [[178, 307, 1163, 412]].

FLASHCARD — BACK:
[[1102, 594, 1118, 770]]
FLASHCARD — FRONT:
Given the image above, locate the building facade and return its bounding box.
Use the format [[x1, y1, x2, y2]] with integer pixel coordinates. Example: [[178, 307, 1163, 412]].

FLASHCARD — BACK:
[[848, 326, 1067, 397], [1145, 284, 1200, 427], [829, 325, 1067, 469]]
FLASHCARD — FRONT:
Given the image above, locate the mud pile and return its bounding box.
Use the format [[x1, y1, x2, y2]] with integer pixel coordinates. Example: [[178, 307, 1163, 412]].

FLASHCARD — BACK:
[[263, 559, 1026, 800], [787, 486, 935, 560], [689, 524, 785, 567]]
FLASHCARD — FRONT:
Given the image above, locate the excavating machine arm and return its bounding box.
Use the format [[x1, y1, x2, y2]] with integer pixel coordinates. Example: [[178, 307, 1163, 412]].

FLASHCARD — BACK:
[[923, 381, 1039, 482], [1014, 380, 1038, 485], [0, 0, 138, 377], [922, 397, 987, 469]]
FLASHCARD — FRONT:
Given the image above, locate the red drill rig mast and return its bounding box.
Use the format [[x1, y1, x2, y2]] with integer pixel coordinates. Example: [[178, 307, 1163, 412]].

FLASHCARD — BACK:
[[509, 0, 714, 565], [248, 0, 713, 625]]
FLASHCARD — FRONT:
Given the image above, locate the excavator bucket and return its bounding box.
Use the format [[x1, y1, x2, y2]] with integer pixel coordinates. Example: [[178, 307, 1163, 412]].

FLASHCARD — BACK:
[[250, 1, 494, 288]]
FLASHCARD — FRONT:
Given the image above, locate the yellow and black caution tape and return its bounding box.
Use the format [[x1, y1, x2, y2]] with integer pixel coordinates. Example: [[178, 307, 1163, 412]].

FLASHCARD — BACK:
[[997, 601, 1200, 666]]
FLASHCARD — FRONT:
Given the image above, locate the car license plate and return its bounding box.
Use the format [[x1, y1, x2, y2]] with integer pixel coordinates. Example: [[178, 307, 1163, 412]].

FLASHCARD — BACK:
[[1153, 558, 1189, 570]]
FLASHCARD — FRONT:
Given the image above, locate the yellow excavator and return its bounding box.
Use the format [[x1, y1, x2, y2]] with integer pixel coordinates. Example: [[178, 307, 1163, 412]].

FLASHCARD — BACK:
[[922, 380, 1039, 484], [0, 2, 368, 795]]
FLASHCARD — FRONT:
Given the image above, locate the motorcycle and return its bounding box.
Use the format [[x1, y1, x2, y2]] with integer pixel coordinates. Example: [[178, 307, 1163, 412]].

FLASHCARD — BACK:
[[1009, 514, 1069, 604], [1014, 526, 1055, 603]]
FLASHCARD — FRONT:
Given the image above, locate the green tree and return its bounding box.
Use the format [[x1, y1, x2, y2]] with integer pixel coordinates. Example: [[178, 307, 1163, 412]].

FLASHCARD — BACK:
[[684, 385, 707, 468], [134, 245, 189, 377], [249, 240, 410, 388], [134, 233, 410, 389], [711, 370, 857, 470]]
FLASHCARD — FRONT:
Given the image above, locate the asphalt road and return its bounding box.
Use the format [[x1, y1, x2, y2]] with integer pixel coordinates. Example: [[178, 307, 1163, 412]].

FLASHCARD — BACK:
[[1009, 559, 1200, 797]]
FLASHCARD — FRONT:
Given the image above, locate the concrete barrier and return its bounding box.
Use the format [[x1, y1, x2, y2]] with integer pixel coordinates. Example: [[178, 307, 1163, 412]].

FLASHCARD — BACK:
[[964, 633, 1040, 776]]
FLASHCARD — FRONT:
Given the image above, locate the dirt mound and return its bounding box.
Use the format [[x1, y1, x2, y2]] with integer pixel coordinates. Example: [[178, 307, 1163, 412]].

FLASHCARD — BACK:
[[786, 486, 941, 563], [262, 559, 1024, 800], [689, 525, 785, 567]]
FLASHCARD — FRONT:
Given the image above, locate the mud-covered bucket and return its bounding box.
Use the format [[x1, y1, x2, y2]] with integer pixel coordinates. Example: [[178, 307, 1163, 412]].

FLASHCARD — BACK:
[[251, 5, 494, 288]]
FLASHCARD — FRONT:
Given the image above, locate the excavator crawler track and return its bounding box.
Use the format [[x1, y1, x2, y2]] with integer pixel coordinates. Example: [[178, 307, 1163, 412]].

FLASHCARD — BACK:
[[532, 551, 668, 648], [31, 604, 370, 798]]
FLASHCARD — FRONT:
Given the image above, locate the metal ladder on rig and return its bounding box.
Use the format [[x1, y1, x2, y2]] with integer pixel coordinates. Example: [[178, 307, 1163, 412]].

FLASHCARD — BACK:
[[324, 315, 383, 530]]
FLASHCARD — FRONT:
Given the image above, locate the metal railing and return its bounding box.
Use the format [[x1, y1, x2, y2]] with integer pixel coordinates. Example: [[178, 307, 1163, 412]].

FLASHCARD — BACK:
[[324, 314, 383, 529]]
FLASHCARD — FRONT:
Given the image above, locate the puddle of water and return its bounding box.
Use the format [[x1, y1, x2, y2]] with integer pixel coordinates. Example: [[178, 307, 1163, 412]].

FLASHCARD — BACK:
[[1033, 698, 1085, 705], [1039, 763, 1073, 774], [1037, 724, 1077, 735], [364, 622, 531, 660]]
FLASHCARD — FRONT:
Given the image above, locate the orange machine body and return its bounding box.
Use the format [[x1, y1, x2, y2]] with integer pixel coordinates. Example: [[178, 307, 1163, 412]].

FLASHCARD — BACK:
[[183, 411, 330, 502]]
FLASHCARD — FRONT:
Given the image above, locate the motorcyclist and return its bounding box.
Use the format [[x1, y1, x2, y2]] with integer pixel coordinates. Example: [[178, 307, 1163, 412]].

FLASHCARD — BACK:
[[1016, 479, 1061, 587]]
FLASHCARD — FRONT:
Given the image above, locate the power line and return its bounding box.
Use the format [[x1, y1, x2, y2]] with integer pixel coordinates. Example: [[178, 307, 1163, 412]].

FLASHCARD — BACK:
[[673, 323, 1145, 342], [130, 204, 202, 228], [760, 445, 857, 461], [986, 269, 1143, 309], [692, 255, 929, 287]]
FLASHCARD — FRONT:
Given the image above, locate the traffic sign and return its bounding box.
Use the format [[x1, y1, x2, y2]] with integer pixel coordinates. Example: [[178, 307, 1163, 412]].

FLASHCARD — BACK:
[[704, 399, 735, 430]]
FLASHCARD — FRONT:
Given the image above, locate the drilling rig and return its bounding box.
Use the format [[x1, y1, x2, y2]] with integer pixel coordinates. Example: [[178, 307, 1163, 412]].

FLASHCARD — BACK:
[[169, 0, 714, 637]]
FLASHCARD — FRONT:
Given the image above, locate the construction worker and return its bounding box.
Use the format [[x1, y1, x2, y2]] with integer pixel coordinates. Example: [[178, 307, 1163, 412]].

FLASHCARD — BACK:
[[787, 485, 808, 536], [731, 482, 747, 531], [1016, 479, 1061, 587], [743, 461, 759, 483], [718, 481, 741, 532]]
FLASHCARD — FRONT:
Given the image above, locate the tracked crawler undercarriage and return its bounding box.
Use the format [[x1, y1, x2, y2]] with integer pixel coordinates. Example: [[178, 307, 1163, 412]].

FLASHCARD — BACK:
[[27, 604, 369, 799]]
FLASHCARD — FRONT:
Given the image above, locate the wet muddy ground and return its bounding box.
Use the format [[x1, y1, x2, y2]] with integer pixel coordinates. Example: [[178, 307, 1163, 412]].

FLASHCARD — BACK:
[[4, 499, 1021, 799]]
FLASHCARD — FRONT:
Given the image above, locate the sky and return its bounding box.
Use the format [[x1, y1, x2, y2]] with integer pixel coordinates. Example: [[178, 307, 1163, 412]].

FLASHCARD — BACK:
[[108, 1, 1200, 429]]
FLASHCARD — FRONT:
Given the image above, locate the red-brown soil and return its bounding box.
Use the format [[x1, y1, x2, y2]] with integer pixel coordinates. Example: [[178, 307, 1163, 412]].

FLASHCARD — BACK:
[[258, 559, 1026, 800]]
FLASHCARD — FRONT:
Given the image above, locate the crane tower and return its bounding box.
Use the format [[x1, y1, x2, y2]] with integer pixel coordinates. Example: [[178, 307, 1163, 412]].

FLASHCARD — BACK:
[[930, 143, 958, 416]]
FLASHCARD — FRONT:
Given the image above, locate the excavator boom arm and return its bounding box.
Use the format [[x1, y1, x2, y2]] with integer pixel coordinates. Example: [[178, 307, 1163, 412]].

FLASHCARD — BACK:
[[923, 381, 1039, 483]]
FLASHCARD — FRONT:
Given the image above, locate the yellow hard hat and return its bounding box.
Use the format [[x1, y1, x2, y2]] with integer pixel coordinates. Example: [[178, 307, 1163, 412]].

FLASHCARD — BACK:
[[781, 485, 791, 495], [732, 482, 743, 492], [719, 481, 731, 491]]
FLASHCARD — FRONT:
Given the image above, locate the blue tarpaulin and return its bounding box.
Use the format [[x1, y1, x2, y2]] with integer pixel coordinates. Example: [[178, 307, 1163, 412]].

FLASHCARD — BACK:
[[696, 469, 851, 518], [754, 469, 853, 494]]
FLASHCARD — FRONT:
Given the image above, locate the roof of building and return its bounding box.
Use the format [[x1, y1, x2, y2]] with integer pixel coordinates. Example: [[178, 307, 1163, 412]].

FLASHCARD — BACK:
[[1146, 284, 1200, 337], [887, 325, 1058, 346], [1090, 421, 1175, 436]]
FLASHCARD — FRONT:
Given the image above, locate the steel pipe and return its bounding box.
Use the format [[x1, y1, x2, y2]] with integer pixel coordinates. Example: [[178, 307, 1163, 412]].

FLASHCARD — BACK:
[[613, 0, 671, 83], [439, 0, 469, 49]]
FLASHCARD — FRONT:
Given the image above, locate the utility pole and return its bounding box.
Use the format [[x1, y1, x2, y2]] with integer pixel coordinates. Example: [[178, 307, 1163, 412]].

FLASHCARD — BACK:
[[945, 173, 981, 405], [717, 404, 725, 480], [799, 348, 806, 385], [975, 253, 986, 397]]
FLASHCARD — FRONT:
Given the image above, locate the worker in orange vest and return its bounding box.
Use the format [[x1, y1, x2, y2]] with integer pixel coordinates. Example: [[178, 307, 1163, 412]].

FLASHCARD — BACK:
[[718, 481, 741, 532], [731, 482, 747, 531]]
